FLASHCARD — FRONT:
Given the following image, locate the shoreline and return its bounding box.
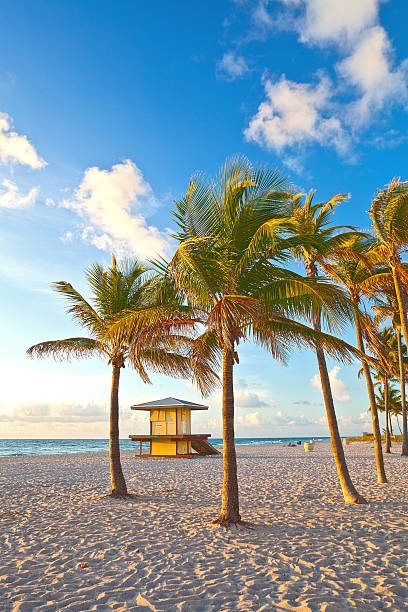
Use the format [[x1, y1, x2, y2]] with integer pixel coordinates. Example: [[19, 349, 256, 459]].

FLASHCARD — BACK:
[[0, 437, 334, 459]]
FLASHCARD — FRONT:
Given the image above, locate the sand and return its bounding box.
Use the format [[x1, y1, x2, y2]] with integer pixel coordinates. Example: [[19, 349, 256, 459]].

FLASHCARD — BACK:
[[1, 442, 408, 611]]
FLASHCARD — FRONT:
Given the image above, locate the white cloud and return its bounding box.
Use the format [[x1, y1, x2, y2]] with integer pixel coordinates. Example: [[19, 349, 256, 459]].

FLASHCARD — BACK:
[[60, 231, 73, 243], [0, 402, 109, 424], [338, 26, 408, 126], [273, 409, 316, 427], [217, 51, 250, 80], [235, 388, 267, 408], [237, 411, 265, 427], [0, 113, 46, 168], [338, 413, 372, 431], [250, 0, 381, 43], [0, 178, 38, 209], [210, 386, 268, 410], [244, 75, 350, 155], [298, 0, 382, 45], [245, 0, 407, 158], [61, 159, 171, 259], [310, 366, 350, 403]]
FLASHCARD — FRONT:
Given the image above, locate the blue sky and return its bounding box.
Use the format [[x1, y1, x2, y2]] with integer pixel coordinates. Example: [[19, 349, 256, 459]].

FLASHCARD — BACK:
[[1, 0, 407, 439]]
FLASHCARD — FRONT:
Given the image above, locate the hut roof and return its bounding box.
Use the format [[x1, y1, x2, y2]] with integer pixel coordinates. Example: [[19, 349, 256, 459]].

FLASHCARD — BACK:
[[130, 397, 208, 411]]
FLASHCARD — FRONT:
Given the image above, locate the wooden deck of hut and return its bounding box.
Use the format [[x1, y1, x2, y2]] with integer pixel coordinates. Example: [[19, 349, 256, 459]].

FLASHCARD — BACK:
[[129, 397, 220, 458]]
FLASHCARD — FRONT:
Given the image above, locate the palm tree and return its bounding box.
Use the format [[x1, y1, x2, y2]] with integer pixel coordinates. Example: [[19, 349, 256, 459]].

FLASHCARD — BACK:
[[367, 326, 399, 453], [268, 191, 368, 503], [371, 288, 408, 455], [167, 158, 369, 521], [27, 256, 200, 496], [370, 180, 408, 423], [323, 236, 387, 483], [375, 383, 402, 438], [373, 370, 392, 453]]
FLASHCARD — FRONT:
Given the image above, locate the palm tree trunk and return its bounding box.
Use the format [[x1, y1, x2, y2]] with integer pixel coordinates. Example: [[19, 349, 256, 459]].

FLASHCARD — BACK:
[[385, 377, 391, 454], [215, 346, 241, 525], [109, 363, 128, 496], [306, 261, 366, 504], [396, 328, 408, 455], [314, 340, 366, 503], [354, 313, 387, 483]]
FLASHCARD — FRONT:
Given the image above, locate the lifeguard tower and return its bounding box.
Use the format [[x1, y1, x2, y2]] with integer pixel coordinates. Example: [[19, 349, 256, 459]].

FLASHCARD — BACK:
[[129, 397, 220, 458]]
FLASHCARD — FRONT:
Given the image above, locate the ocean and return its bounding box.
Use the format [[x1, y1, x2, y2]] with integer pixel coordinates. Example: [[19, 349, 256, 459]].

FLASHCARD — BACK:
[[0, 437, 331, 457]]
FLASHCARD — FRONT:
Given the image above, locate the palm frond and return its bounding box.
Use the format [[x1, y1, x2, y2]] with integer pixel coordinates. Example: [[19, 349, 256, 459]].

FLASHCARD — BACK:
[[52, 281, 105, 336], [27, 338, 106, 361]]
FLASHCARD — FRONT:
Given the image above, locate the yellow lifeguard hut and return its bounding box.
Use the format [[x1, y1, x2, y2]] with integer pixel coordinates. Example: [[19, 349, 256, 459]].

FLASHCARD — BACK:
[[129, 397, 220, 458]]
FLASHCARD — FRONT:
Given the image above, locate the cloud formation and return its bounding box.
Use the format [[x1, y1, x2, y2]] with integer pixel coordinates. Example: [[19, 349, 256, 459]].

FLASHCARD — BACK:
[[338, 26, 408, 127], [210, 386, 268, 412], [244, 75, 350, 155], [235, 388, 267, 408], [0, 113, 46, 168], [61, 159, 171, 259], [244, 0, 407, 160], [0, 401, 137, 425], [295, 0, 382, 44], [310, 366, 350, 403], [274, 409, 316, 427], [0, 402, 109, 424], [0, 179, 38, 209], [237, 411, 265, 427], [217, 51, 250, 81]]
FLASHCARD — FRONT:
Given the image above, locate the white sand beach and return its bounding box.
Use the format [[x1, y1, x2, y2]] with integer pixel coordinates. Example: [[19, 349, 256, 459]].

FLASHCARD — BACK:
[[1, 441, 408, 611]]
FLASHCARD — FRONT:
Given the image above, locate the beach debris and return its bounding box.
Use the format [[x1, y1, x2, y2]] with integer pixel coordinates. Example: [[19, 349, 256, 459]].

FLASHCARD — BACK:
[[78, 562, 89, 568]]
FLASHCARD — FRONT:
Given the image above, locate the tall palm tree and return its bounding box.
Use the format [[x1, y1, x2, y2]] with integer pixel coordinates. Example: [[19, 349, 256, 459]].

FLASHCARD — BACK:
[[27, 256, 201, 496], [264, 191, 368, 503], [371, 288, 408, 455], [167, 158, 368, 521], [323, 236, 387, 483], [370, 179, 408, 396]]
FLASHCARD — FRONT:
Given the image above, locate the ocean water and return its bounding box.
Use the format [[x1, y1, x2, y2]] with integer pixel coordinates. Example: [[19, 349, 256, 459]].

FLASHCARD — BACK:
[[0, 437, 331, 457]]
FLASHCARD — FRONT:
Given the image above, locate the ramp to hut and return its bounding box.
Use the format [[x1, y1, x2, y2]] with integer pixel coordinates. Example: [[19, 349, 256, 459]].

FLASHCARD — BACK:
[[191, 438, 220, 455]]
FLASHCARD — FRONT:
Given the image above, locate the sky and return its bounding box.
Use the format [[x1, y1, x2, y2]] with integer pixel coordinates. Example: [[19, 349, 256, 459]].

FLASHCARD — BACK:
[[1, 0, 407, 439]]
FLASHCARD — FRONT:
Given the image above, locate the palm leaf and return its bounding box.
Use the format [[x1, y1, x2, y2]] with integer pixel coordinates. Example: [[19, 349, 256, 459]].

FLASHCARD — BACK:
[[27, 337, 106, 361]]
